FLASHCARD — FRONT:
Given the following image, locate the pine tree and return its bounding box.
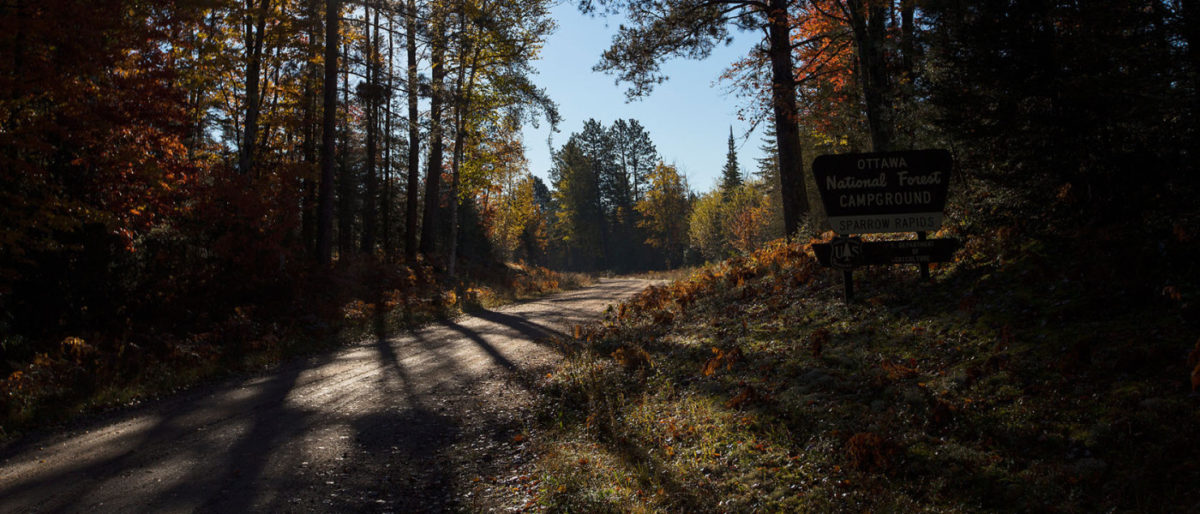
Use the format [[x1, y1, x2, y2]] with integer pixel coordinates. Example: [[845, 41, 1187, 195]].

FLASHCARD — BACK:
[[754, 123, 784, 240], [720, 126, 741, 195]]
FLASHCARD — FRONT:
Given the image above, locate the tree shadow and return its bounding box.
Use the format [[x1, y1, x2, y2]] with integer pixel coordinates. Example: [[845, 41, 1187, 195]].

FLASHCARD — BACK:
[[471, 308, 568, 342], [0, 282, 636, 512], [0, 351, 335, 512]]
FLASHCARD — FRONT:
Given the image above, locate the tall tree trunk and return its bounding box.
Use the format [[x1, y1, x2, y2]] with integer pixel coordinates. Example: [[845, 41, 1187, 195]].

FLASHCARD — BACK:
[[382, 9, 395, 255], [764, 0, 809, 238], [447, 115, 463, 278], [316, 0, 340, 266], [361, 5, 380, 253], [259, 44, 282, 161], [419, 16, 446, 258], [337, 38, 355, 257], [447, 15, 477, 279], [404, 0, 421, 261], [238, 0, 270, 175], [848, 0, 893, 152], [300, 0, 321, 253]]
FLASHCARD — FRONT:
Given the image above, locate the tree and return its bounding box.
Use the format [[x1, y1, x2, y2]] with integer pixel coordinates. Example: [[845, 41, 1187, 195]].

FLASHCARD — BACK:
[[922, 1, 1191, 216], [403, 0, 421, 261], [550, 138, 605, 270], [335, 35, 355, 257], [238, 0, 272, 175], [688, 190, 729, 261], [315, 0, 339, 265], [441, 0, 557, 276], [841, 0, 893, 152], [724, 182, 772, 254], [575, 119, 615, 263], [720, 126, 742, 194], [754, 123, 785, 239], [359, 3, 383, 253], [609, 118, 658, 205], [582, 0, 810, 238], [492, 173, 542, 261], [689, 181, 772, 261], [420, 5, 448, 258], [636, 162, 691, 268]]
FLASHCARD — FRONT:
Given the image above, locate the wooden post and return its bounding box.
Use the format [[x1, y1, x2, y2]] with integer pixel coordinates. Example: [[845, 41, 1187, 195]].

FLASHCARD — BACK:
[[917, 231, 930, 281], [843, 270, 854, 303]]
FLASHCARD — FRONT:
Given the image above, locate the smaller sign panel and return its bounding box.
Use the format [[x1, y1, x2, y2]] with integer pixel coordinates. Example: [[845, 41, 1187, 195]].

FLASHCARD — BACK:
[[812, 149, 953, 235], [813, 238, 960, 268], [829, 236, 862, 270]]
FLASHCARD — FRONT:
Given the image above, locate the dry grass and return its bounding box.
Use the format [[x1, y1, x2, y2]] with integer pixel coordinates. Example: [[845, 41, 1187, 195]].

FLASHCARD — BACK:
[[528, 230, 1200, 512]]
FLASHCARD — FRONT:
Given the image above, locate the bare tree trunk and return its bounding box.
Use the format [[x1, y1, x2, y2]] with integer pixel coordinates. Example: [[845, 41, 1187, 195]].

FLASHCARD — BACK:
[[381, 9, 395, 255], [300, 0, 321, 253], [238, 0, 270, 176], [847, 0, 893, 152], [361, 5, 380, 253], [315, 0, 340, 266], [764, 0, 809, 238], [337, 37, 355, 257], [419, 15, 446, 258], [447, 14, 477, 279], [447, 117, 463, 277], [404, 0, 421, 261]]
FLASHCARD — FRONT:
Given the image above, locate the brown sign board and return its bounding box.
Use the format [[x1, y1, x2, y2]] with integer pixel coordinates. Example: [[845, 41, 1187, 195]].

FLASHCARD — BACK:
[[812, 238, 960, 268], [812, 149, 953, 235]]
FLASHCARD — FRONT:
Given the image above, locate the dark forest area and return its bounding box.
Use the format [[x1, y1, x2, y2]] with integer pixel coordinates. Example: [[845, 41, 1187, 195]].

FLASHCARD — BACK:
[[2, 0, 1200, 509]]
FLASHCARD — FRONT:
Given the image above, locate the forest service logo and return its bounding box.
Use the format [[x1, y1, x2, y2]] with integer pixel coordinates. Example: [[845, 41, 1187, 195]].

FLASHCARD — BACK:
[[829, 236, 862, 270]]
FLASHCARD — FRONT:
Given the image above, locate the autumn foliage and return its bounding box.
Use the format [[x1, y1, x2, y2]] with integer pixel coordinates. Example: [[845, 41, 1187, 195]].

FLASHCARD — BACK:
[[0, 0, 576, 435]]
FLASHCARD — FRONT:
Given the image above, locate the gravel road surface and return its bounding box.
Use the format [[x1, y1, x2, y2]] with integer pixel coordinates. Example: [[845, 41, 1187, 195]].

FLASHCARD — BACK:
[[0, 278, 657, 513]]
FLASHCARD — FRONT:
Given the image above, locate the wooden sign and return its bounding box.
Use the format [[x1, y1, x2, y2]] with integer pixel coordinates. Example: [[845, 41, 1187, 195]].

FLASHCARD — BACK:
[[812, 149, 953, 235], [812, 238, 960, 268]]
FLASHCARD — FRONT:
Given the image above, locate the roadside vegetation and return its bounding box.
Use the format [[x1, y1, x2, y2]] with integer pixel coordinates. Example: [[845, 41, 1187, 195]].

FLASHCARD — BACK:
[[528, 211, 1199, 512]]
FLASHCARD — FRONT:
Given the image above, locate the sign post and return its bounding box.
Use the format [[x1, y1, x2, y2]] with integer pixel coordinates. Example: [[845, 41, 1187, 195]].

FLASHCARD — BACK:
[[810, 149, 959, 302], [829, 236, 862, 302]]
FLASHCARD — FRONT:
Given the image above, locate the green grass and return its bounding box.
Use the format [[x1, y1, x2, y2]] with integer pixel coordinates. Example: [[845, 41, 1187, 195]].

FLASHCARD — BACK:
[[528, 233, 1200, 512]]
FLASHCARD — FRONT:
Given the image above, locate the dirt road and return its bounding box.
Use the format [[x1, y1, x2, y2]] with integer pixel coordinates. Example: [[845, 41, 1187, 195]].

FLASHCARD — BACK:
[[0, 278, 657, 513]]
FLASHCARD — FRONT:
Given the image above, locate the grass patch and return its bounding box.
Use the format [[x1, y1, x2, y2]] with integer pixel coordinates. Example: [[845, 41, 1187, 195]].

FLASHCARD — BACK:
[[529, 231, 1200, 512]]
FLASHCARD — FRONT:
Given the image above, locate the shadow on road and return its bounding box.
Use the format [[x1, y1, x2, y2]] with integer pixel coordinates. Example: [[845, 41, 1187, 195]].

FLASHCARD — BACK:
[[0, 279, 653, 512]]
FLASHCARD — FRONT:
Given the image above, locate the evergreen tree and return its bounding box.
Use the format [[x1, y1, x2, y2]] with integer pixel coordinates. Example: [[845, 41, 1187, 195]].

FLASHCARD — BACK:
[[550, 137, 604, 270], [610, 119, 658, 205], [720, 126, 742, 195], [754, 123, 784, 239]]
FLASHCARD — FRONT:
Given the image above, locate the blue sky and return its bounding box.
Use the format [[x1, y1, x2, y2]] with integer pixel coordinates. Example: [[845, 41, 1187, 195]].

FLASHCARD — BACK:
[[521, 1, 766, 193]]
